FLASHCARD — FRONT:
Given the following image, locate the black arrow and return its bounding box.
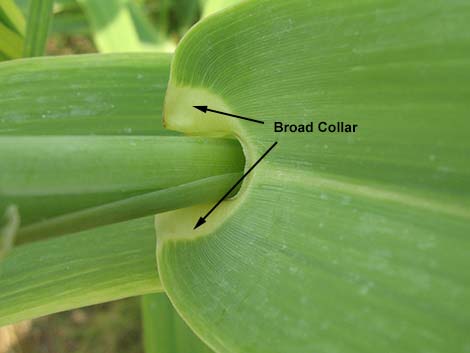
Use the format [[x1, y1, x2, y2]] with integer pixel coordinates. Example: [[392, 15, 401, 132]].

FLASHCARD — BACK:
[[194, 141, 278, 229], [193, 106, 265, 125]]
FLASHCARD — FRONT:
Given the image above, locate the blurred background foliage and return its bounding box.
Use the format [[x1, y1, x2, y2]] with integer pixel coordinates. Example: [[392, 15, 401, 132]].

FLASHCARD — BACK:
[[1, 298, 143, 353], [0, 0, 242, 59], [0, 0, 242, 351]]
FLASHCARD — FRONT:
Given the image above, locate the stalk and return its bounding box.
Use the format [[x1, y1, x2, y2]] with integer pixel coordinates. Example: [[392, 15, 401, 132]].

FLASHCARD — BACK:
[[1, 136, 244, 228], [17, 173, 241, 243]]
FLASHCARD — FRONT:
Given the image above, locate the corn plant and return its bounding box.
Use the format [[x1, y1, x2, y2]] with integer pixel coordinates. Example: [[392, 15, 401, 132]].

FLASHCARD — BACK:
[[1, 0, 469, 352]]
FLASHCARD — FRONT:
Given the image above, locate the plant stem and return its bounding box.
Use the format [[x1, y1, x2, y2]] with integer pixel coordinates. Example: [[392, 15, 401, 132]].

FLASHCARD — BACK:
[[17, 173, 241, 243], [1, 136, 244, 227]]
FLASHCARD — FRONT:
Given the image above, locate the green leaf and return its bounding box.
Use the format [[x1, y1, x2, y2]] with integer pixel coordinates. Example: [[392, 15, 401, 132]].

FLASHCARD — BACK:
[[0, 216, 163, 326], [0, 51, 244, 239], [172, 0, 199, 36], [77, 0, 151, 52], [54, 0, 81, 12], [127, 1, 159, 43], [200, 0, 242, 17], [0, 34, 229, 339], [0, 21, 23, 59], [142, 293, 212, 353], [23, 0, 54, 57], [0, 0, 26, 35], [12, 0, 29, 13], [0, 53, 171, 135], [157, 1, 470, 352], [51, 11, 90, 35]]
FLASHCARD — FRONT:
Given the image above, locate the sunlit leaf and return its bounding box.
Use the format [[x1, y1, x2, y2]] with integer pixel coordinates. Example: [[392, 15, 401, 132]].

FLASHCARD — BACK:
[[0, 21, 23, 59], [200, 0, 242, 17], [0, 0, 25, 35], [77, 0, 161, 52]]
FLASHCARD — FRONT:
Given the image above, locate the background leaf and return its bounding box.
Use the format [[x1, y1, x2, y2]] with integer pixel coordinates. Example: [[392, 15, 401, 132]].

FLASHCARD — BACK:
[[142, 293, 212, 353], [0, 21, 23, 59], [23, 0, 54, 57], [200, 0, 243, 17], [51, 10, 90, 36], [76, 0, 172, 52], [0, 0, 25, 35], [76, 0, 141, 52]]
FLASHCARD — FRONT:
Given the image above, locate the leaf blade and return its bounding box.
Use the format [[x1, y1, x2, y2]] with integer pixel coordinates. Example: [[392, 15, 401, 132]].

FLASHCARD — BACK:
[[0, 216, 162, 326], [0, 21, 23, 59], [0, 0, 26, 35], [0, 52, 171, 135], [157, 1, 470, 352]]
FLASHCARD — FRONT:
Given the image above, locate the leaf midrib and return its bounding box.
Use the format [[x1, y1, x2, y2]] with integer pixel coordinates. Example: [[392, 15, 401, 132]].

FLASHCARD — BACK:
[[264, 166, 470, 220]]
